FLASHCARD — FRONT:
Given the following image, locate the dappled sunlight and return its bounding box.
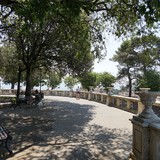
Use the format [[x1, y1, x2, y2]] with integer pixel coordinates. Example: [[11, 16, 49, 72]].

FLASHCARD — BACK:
[[0, 97, 132, 160]]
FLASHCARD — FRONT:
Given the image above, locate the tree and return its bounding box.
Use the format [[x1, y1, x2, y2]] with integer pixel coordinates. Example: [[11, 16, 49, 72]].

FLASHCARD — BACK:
[[64, 76, 78, 90], [1, 1, 160, 97], [48, 72, 62, 90], [79, 71, 115, 91], [79, 72, 98, 91], [130, 34, 160, 73], [112, 34, 160, 96], [111, 40, 139, 97], [1, 0, 160, 36], [136, 70, 160, 91], [3, 8, 96, 97], [0, 43, 23, 89], [98, 72, 116, 91]]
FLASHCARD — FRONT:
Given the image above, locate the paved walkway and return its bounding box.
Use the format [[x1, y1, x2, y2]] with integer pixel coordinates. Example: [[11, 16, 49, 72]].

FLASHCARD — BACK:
[[0, 96, 134, 160]]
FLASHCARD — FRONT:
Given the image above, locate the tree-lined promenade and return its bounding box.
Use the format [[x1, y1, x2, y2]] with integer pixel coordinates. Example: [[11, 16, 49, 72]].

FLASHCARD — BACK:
[[1, 96, 134, 159], [1, 1, 160, 159], [0, 89, 160, 159]]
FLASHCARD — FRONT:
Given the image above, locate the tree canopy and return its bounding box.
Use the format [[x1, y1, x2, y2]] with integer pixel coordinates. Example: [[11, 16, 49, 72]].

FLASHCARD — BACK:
[[79, 72, 98, 91], [1, 0, 160, 96], [79, 71, 115, 91], [136, 70, 160, 91], [64, 76, 78, 90], [1, 1, 98, 96], [97, 72, 116, 91], [1, 0, 160, 36], [0, 43, 21, 89], [112, 34, 160, 96]]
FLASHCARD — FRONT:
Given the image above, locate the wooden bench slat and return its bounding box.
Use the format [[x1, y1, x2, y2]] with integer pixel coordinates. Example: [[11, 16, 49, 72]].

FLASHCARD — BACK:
[[0, 124, 13, 155]]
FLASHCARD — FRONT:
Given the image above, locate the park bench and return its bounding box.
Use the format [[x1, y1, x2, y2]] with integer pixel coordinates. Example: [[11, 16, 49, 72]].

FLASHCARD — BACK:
[[0, 124, 13, 156], [12, 96, 30, 110], [12, 93, 44, 109]]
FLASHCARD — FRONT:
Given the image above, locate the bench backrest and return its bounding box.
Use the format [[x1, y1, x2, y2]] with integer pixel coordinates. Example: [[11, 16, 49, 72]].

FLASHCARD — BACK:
[[0, 125, 8, 140]]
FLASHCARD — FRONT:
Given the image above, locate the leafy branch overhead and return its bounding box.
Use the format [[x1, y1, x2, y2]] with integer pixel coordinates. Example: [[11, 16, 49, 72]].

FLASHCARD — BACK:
[[1, 0, 160, 36], [1, 0, 160, 96]]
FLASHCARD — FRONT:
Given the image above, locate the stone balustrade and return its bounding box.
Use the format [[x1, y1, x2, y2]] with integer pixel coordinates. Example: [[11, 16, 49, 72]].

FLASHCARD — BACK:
[[0, 89, 160, 115]]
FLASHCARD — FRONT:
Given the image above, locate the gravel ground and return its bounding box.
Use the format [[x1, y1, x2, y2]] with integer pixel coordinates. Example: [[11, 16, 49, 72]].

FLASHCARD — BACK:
[[0, 96, 134, 160]]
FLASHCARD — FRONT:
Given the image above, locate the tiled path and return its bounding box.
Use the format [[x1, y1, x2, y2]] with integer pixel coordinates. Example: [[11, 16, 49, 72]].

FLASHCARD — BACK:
[[0, 96, 134, 160]]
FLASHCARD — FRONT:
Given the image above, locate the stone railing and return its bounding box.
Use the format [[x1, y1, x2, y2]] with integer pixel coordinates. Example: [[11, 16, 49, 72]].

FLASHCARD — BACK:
[[47, 90, 160, 115], [0, 96, 15, 103], [0, 89, 17, 95], [0, 89, 160, 115]]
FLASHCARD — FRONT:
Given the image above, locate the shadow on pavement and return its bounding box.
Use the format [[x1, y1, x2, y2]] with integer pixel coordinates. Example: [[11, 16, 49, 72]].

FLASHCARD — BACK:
[[0, 98, 132, 160]]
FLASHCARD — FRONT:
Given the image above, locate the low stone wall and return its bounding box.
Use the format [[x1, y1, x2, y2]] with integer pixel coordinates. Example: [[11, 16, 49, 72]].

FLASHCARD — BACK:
[[0, 96, 15, 103], [0, 89, 159, 115], [0, 96, 15, 108]]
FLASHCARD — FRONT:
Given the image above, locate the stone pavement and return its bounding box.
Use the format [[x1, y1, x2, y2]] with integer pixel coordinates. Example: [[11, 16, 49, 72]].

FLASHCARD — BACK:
[[0, 96, 134, 160]]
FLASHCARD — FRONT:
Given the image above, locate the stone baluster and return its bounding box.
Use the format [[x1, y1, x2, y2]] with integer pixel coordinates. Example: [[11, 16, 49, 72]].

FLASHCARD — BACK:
[[88, 86, 93, 101], [126, 99, 131, 109], [95, 94, 98, 101], [106, 95, 111, 106], [116, 98, 121, 107], [69, 90, 73, 97], [101, 94, 103, 103]]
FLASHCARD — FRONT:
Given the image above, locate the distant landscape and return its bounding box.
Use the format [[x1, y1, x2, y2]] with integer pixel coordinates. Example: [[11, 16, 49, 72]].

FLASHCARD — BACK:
[[1, 81, 78, 91]]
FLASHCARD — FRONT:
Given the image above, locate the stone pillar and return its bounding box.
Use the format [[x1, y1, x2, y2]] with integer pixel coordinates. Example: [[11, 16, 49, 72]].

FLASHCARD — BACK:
[[88, 86, 94, 101], [130, 117, 150, 160], [85, 92, 87, 99], [116, 98, 121, 107], [45, 90, 50, 95], [101, 95, 103, 103], [69, 90, 73, 97], [130, 89, 160, 160], [88, 91, 92, 100], [106, 87, 113, 106], [95, 94, 98, 101], [150, 123, 160, 160], [126, 99, 131, 109], [106, 95, 111, 106]]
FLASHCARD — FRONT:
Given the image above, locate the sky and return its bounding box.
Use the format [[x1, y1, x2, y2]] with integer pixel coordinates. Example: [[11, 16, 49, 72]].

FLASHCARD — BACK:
[[93, 34, 122, 76]]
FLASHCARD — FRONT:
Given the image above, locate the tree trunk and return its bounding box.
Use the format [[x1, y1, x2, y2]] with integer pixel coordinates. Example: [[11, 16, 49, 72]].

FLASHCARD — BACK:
[[11, 83, 15, 89], [127, 68, 132, 97], [128, 77, 132, 97], [25, 67, 32, 97], [16, 66, 22, 98]]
